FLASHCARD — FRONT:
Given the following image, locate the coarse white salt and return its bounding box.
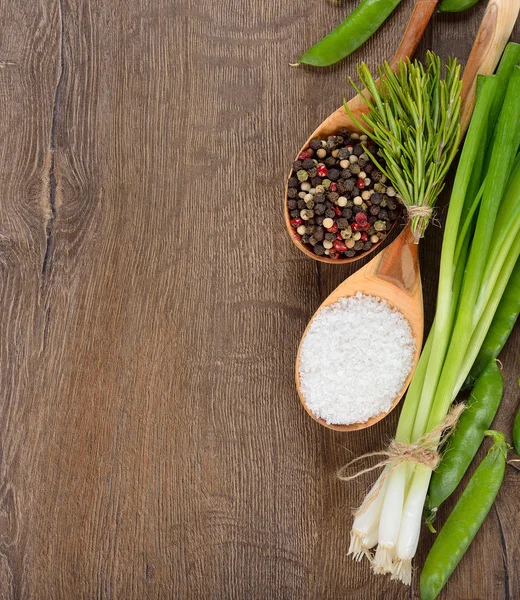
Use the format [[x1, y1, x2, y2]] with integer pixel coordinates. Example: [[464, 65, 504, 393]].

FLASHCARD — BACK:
[[298, 292, 415, 425]]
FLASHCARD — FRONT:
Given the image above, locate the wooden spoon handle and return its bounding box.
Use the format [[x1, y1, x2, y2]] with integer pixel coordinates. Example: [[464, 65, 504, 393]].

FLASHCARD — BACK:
[[391, 0, 439, 66], [460, 0, 520, 134]]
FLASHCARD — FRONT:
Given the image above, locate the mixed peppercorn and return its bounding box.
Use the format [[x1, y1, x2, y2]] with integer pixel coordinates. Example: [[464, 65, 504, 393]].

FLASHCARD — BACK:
[[287, 129, 401, 259]]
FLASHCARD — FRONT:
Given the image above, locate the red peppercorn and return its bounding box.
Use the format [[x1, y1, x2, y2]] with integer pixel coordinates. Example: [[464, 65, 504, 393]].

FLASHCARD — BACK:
[[336, 233, 343, 240], [351, 222, 359, 232], [334, 206, 342, 216], [328, 223, 338, 233], [290, 218, 303, 227], [360, 232, 368, 242], [355, 212, 368, 225], [317, 164, 328, 177], [329, 182, 338, 192], [298, 150, 311, 160], [334, 240, 347, 252], [329, 250, 338, 259], [357, 178, 365, 189], [293, 233, 301, 241]]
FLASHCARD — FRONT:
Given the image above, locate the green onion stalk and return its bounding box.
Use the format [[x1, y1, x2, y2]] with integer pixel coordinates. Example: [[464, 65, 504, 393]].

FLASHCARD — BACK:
[[347, 44, 520, 584]]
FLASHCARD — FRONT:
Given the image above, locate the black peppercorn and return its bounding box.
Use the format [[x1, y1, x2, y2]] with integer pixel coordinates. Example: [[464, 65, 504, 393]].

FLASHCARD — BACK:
[[328, 169, 340, 181], [307, 167, 318, 178], [293, 160, 302, 171], [325, 232, 336, 241], [287, 188, 298, 199], [353, 144, 364, 156], [372, 170, 383, 182], [345, 250, 356, 258], [288, 177, 299, 187], [314, 204, 326, 216], [325, 209, 335, 218], [342, 208, 352, 219], [363, 241, 372, 251], [302, 158, 315, 170], [371, 193, 382, 205], [297, 199, 306, 209], [325, 157, 337, 168], [315, 216, 324, 225], [314, 244, 325, 256], [370, 205, 380, 216], [344, 179, 355, 191], [338, 148, 350, 160], [302, 234, 311, 244], [364, 164, 373, 174], [327, 192, 339, 203], [314, 227, 324, 241], [290, 210, 300, 219], [354, 241, 364, 251], [310, 139, 321, 150], [288, 199, 298, 209], [337, 218, 349, 229], [341, 169, 352, 179]]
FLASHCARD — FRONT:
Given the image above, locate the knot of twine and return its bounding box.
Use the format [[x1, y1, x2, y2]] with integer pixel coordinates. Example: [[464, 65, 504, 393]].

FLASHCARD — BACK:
[[338, 403, 464, 516], [406, 204, 434, 220]]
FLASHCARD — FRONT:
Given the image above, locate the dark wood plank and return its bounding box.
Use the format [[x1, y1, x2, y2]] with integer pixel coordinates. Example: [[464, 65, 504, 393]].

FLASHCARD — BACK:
[[0, 0, 518, 598]]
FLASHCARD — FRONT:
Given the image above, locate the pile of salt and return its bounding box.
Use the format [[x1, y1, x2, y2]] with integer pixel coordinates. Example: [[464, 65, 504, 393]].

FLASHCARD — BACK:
[[299, 292, 415, 425]]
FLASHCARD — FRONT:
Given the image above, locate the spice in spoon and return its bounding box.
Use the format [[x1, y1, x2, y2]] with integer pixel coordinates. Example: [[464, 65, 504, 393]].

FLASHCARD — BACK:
[[299, 293, 415, 425], [288, 129, 402, 259]]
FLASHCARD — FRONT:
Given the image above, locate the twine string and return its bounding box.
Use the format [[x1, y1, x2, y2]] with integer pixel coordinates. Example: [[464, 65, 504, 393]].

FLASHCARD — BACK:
[[338, 403, 465, 516], [406, 204, 434, 220]]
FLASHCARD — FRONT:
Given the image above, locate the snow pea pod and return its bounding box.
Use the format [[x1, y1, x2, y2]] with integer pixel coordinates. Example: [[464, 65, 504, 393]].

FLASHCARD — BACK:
[[438, 0, 481, 12], [421, 431, 508, 600], [427, 361, 503, 514], [513, 379, 520, 455], [298, 0, 402, 67], [465, 258, 520, 388]]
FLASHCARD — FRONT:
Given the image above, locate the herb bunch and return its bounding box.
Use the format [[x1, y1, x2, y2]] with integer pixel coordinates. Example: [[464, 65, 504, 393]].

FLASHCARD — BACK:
[[345, 52, 462, 240]]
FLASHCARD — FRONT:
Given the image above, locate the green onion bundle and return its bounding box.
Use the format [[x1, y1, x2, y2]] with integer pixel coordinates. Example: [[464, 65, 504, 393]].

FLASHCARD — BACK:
[[348, 43, 520, 584], [346, 52, 462, 240]]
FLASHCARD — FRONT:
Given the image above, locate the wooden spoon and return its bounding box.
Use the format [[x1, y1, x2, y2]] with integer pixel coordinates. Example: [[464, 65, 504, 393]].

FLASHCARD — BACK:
[[294, 0, 519, 431], [295, 223, 423, 432], [285, 0, 518, 264]]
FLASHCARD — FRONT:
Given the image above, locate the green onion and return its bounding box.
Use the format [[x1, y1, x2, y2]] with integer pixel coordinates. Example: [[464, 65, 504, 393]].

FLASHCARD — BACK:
[[348, 44, 520, 584]]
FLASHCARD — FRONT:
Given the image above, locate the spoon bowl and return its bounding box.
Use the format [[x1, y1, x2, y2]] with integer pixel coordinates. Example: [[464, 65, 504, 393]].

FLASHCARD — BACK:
[[295, 224, 423, 431]]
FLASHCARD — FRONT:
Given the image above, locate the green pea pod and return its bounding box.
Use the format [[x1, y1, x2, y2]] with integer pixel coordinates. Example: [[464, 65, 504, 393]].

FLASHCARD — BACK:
[[427, 361, 503, 515], [438, 0, 481, 12], [420, 431, 508, 600], [513, 379, 520, 456], [465, 258, 520, 388], [298, 0, 402, 67]]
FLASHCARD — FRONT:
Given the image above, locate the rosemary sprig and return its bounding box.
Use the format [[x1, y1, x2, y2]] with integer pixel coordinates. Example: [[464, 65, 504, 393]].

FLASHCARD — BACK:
[[344, 52, 462, 240]]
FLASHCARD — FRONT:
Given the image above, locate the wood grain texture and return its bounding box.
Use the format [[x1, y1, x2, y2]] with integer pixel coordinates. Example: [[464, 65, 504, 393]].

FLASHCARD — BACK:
[[0, 0, 518, 598]]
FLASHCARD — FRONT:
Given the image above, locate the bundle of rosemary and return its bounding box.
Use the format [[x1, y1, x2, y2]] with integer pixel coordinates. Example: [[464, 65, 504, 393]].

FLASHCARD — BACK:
[[345, 52, 462, 240]]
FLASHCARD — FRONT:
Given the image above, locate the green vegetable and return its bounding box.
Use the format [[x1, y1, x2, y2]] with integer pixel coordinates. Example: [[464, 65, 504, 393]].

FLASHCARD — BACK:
[[427, 361, 503, 516], [298, 0, 402, 67], [438, 0, 481, 13], [465, 260, 520, 387], [348, 44, 520, 583], [420, 431, 508, 600], [513, 379, 520, 456], [344, 53, 462, 240]]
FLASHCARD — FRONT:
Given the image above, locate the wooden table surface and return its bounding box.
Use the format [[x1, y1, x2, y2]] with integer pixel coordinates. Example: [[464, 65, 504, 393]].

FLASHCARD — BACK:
[[1, 0, 519, 598]]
